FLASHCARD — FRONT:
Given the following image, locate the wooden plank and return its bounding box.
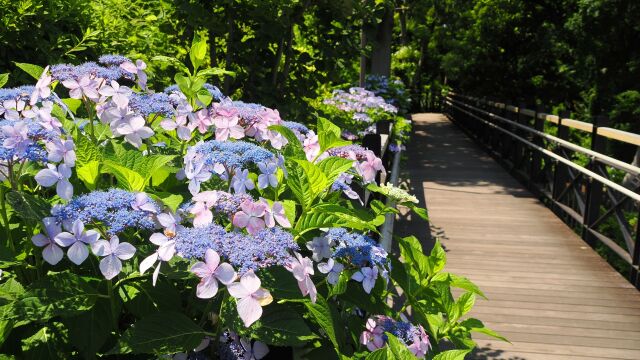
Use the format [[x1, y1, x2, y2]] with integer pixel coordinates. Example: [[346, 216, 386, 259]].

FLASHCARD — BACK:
[[561, 118, 593, 133], [598, 126, 640, 146], [408, 113, 640, 359]]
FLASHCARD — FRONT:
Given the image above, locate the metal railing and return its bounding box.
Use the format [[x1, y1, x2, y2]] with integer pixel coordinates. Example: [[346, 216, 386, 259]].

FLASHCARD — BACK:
[[442, 93, 640, 289]]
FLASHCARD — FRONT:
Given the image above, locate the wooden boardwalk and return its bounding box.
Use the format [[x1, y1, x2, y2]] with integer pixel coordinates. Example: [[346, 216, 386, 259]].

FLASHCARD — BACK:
[[401, 113, 640, 359]]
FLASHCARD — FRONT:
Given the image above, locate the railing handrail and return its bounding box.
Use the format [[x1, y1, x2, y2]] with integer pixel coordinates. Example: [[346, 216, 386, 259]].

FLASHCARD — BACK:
[[449, 92, 640, 147], [443, 98, 640, 202], [445, 95, 640, 177]]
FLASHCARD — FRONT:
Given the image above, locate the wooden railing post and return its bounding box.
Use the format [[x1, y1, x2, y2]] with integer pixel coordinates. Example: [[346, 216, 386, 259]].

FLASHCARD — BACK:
[[582, 115, 608, 248]]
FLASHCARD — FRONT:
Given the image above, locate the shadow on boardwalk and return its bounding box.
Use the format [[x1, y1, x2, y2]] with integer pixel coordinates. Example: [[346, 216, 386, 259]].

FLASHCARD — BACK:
[[398, 113, 640, 360]]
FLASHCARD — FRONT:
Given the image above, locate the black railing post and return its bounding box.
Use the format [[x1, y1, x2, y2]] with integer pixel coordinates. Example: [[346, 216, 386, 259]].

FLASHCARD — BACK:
[[531, 106, 545, 184], [552, 111, 571, 203], [631, 207, 640, 289], [582, 115, 608, 248]]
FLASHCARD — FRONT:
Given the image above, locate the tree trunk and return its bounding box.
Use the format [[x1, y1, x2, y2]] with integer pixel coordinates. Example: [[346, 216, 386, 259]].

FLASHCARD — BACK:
[[359, 25, 367, 87], [369, 5, 394, 77], [223, 11, 234, 94], [271, 36, 285, 87], [399, 3, 407, 45], [279, 24, 294, 92]]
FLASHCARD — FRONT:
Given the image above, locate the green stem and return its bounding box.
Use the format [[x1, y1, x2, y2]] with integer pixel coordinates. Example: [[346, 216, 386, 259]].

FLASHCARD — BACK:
[[0, 186, 13, 251], [107, 280, 119, 330]]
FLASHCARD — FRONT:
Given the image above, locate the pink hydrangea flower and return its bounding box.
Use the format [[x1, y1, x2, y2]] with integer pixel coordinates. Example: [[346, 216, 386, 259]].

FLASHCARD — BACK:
[[190, 249, 237, 299], [285, 252, 317, 303], [30, 66, 52, 105], [214, 115, 244, 141], [227, 270, 273, 327], [360, 318, 385, 351], [356, 152, 384, 184], [233, 200, 266, 235], [407, 325, 431, 358], [261, 200, 291, 228]]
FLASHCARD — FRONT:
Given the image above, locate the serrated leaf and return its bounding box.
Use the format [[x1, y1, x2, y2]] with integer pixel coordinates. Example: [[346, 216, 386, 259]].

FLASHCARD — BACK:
[[365, 348, 391, 360], [14, 62, 44, 80], [386, 333, 417, 359], [304, 295, 344, 354], [113, 312, 205, 355], [102, 161, 145, 191], [0, 272, 98, 322], [317, 118, 351, 151], [5, 191, 51, 224], [294, 160, 327, 204], [432, 349, 471, 360], [0, 73, 8, 88], [317, 156, 354, 185], [428, 240, 446, 275], [75, 134, 102, 166], [460, 318, 509, 343], [76, 161, 100, 190], [61, 98, 82, 114], [456, 292, 475, 317]]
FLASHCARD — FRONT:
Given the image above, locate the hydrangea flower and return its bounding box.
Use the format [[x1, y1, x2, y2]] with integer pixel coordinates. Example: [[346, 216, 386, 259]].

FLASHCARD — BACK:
[[306, 236, 333, 261], [30, 66, 52, 106], [31, 217, 64, 265], [54, 219, 100, 265], [261, 200, 291, 228], [257, 161, 278, 189], [52, 189, 160, 236], [140, 231, 176, 286], [227, 270, 273, 327], [352, 266, 378, 294], [92, 235, 136, 280], [360, 318, 385, 351], [113, 115, 153, 148], [285, 252, 317, 303], [190, 249, 237, 299], [120, 59, 147, 89], [231, 169, 255, 194], [233, 200, 266, 235], [317, 258, 344, 285], [35, 163, 73, 200], [62, 75, 99, 101]]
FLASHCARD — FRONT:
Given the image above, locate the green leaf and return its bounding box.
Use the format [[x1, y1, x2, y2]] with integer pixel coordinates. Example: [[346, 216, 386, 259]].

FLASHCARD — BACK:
[[102, 161, 145, 191], [5, 191, 51, 224], [407, 204, 429, 220], [14, 62, 44, 80], [329, 271, 350, 297], [456, 292, 475, 317], [21, 323, 68, 359], [75, 133, 103, 166], [304, 295, 344, 354], [432, 349, 471, 360], [159, 194, 183, 213], [397, 236, 429, 280], [0, 272, 98, 322], [365, 348, 391, 360], [317, 118, 350, 151], [428, 240, 447, 275], [61, 98, 82, 115], [0, 73, 8, 88], [460, 318, 509, 343], [189, 34, 207, 71], [386, 333, 418, 359], [76, 161, 100, 190], [64, 298, 116, 358], [294, 160, 328, 204], [317, 156, 354, 185], [196, 67, 235, 78], [260, 266, 304, 299], [433, 273, 486, 299], [114, 312, 206, 355]]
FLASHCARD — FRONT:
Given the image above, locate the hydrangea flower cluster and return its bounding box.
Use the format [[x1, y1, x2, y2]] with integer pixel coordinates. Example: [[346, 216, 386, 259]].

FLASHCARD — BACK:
[[51, 189, 159, 236], [1, 78, 77, 199], [361, 316, 431, 358], [306, 228, 389, 294], [323, 87, 397, 115], [182, 140, 275, 194], [327, 145, 384, 184], [364, 74, 408, 109]]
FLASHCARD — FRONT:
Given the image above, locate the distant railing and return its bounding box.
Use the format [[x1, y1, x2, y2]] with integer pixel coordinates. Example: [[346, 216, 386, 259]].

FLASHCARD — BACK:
[[442, 93, 640, 289]]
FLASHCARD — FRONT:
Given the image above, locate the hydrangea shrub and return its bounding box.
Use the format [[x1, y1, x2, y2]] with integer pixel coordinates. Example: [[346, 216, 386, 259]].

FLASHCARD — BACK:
[[0, 37, 504, 359]]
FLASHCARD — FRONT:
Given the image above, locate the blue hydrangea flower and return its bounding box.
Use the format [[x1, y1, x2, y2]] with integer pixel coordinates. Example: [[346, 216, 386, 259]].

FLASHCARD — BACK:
[[187, 140, 274, 171], [377, 316, 419, 345], [282, 121, 310, 134], [98, 54, 132, 66], [0, 119, 58, 162], [50, 62, 133, 82], [325, 228, 388, 268], [174, 224, 299, 275], [52, 189, 160, 236], [128, 93, 175, 117]]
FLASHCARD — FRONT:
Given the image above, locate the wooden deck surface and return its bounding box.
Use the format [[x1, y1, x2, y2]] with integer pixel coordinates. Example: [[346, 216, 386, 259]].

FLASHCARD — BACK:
[[401, 113, 640, 360]]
